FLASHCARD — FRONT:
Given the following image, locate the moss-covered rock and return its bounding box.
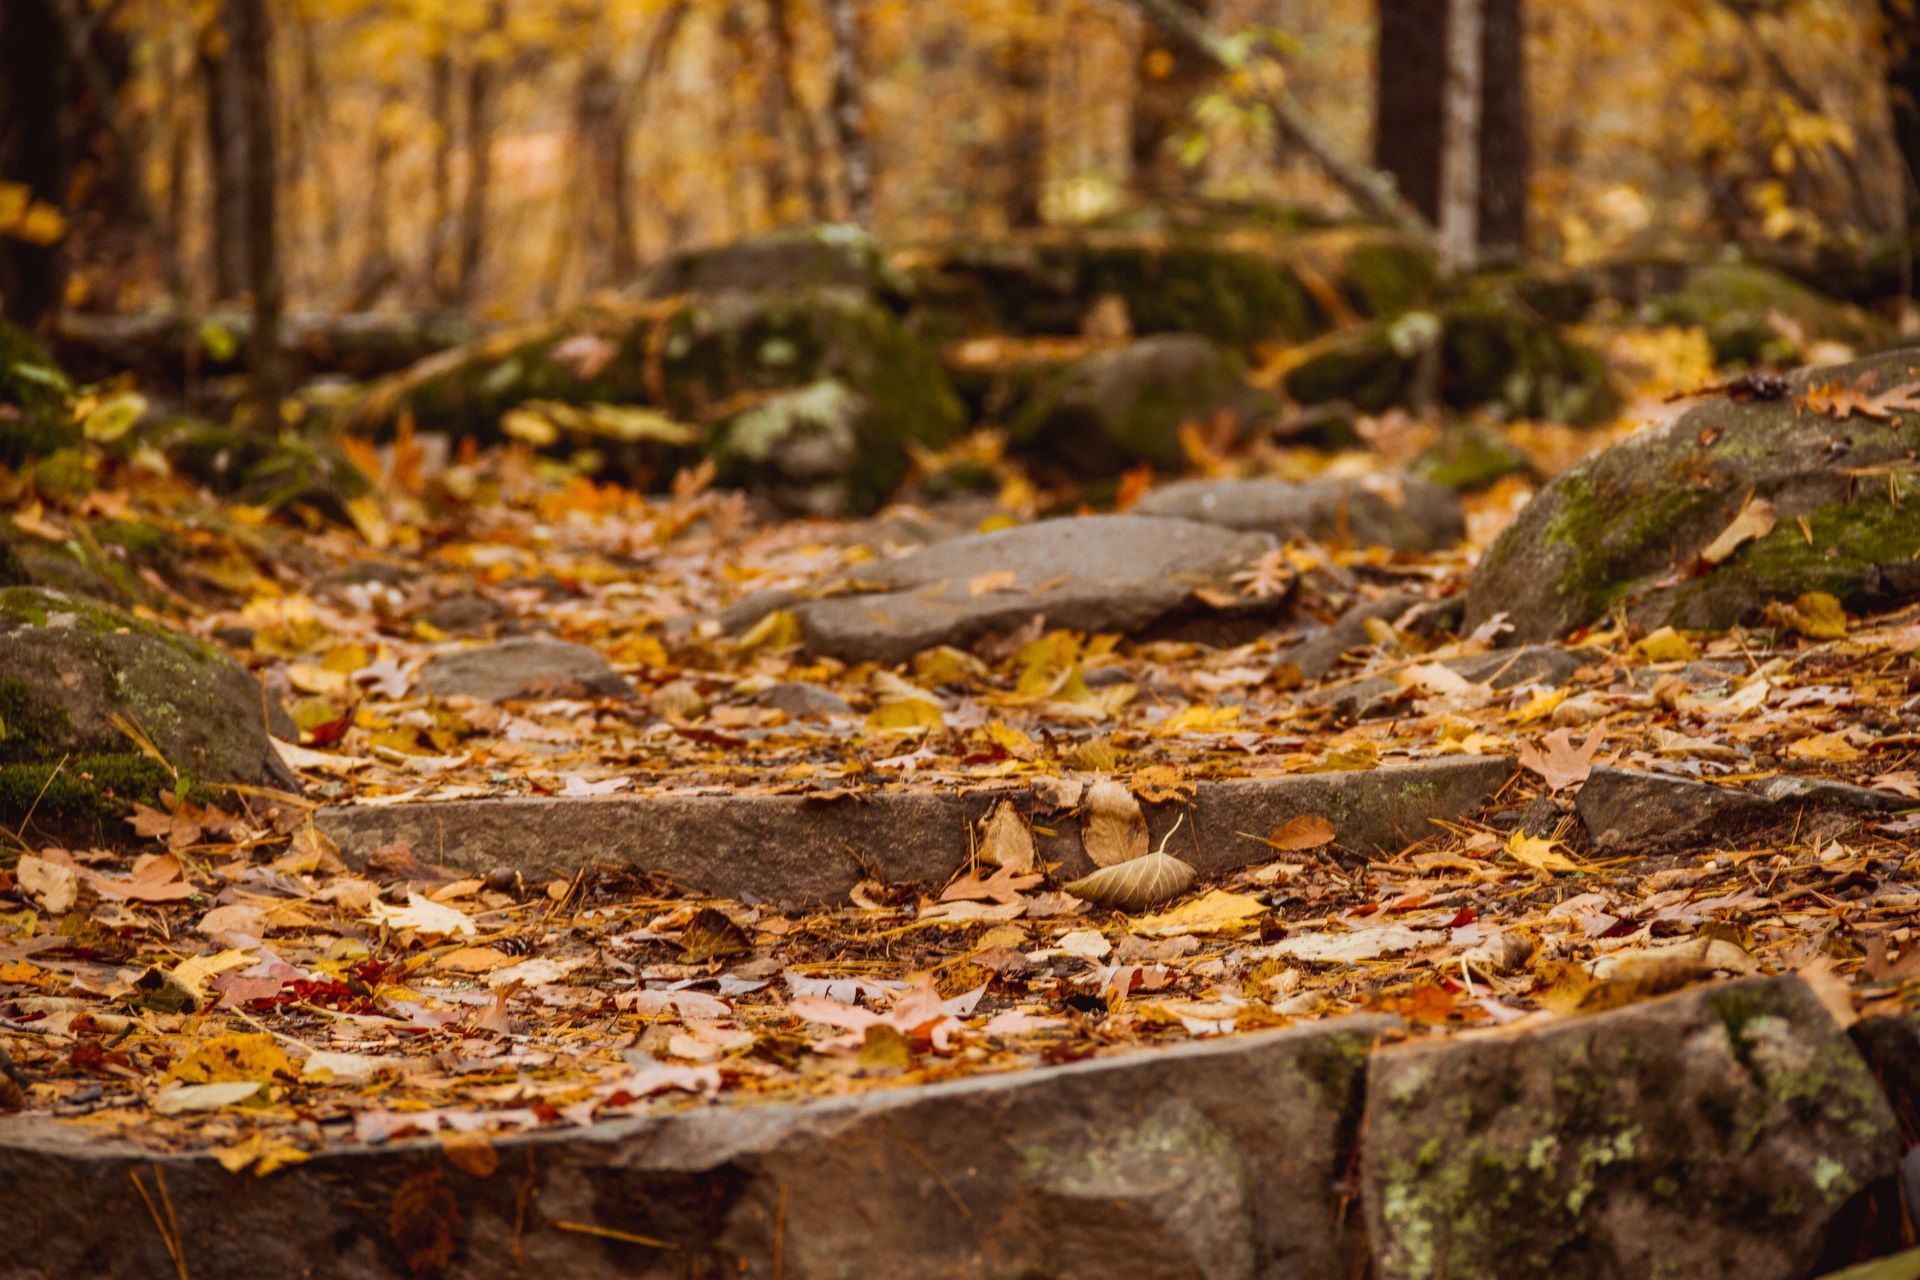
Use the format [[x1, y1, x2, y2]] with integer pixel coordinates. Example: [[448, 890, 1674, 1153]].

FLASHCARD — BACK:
[[1414, 419, 1535, 492], [0, 586, 297, 839], [0, 319, 77, 464], [1638, 262, 1882, 366], [639, 224, 909, 301], [164, 422, 372, 516], [903, 225, 1436, 350], [1363, 975, 1896, 1280], [1284, 296, 1619, 424], [1464, 347, 1920, 642], [354, 288, 964, 514], [1004, 335, 1277, 474]]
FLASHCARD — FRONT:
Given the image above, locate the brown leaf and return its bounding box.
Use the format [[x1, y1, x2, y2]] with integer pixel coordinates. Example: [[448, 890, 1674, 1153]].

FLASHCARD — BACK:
[[977, 800, 1036, 873], [1698, 494, 1776, 567], [940, 863, 1042, 905], [1517, 725, 1606, 793], [1082, 778, 1148, 868], [678, 908, 752, 962], [1062, 852, 1195, 910], [1260, 814, 1336, 851], [1131, 764, 1194, 805]]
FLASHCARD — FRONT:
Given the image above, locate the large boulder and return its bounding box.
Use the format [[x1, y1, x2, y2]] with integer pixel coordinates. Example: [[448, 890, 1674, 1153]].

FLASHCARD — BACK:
[[0, 587, 297, 837], [1634, 261, 1882, 366], [352, 287, 964, 515], [904, 224, 1436, 350], [1133, 473, 1463, 552], [1465, 348, 1920, 642], [1363, 975, 1898, 1280], [726, 514, 1273, 664], [638, 224, 908, 300], [1282, 293, 1618, 424], [1004, 335, 1277, 473]]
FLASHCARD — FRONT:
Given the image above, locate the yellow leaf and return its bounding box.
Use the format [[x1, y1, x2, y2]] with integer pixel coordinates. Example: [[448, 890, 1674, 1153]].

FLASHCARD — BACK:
[[1131, 889, 1267, 937], [502, 408, 560, 446], [736, 609, 802, 652], [344, 495, 392, 550], [1510, 688, 1567, 724], [171, 1034, 296, 1084], [1763, 592, 1847, 640], [864, 697, 944, 735], [1156, 704, 1243, 735], [81, 391, 147, 443], [1699, 494, 1776, 566], [1635, 627, 1697, 663], [982, 720, 1039, 760], [1505, 831, 1582, 873], [1787, 730, 1864, 763], [170, 948, 258, 1001]]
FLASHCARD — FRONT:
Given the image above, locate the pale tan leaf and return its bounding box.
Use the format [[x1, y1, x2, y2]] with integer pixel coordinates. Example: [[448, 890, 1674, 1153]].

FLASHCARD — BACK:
[[1082, 778, 1149, 868], [1699, 494, 1776, 566], [1062, 852, 1195, 910], [977, 800, 1036, 873]]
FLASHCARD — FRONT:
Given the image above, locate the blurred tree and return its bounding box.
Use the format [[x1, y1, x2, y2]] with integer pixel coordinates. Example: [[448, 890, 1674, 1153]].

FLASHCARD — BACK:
[[227, 0, 283, 424], [826, 0, 873, 224], [1375, 0, 1527, 265], [0, 0, 70, 328], [1131, 0, 1213, 199]]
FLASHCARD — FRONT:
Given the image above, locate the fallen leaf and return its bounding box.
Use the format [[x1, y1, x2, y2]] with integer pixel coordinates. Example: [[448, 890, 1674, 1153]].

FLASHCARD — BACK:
[[1517, 725, 1606, 793], [1130, 890, 1267, 937], [941, 863, 1042, 905], [1082, 778, 1149, 868], [1062, 852, 1196, 910], [1258, 925, 1443, 964], [1505, 830, 1583, 873], [152, 1080, 267, 1114], [366, 892, 478, 939], [14, 855, 77, 913], [1260, 814, 1336, 851], [1762, 591, 1847, 640], [1787, 730, 1865, 763], [977, 801, 1036, 873], [1699, 494, 1776, 567]]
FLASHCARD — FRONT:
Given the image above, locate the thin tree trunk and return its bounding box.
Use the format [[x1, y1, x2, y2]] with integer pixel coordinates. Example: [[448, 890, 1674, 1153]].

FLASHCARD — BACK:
[[453, 4, 503, 306], [1130, 0, 1432, 238], [1476, 0, 1527, 258], [227, 0, 282, 426], [1374, 0, 1446, 226], [764, 0, 830, 221], [1437, 0, 1484, 269], [200, 38, 248, 302], [1130, 0, 1212, 199], [824, 0, 873, 225], [0, 0, 71, 329], [1001, 6, 1052, 227], [424, 42, 455, 303]]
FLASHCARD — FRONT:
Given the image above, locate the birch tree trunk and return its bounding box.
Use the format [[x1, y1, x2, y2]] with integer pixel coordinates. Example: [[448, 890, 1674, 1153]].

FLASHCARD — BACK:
[[1437, 0, 1484, 270], [824, 0, 873, 226]]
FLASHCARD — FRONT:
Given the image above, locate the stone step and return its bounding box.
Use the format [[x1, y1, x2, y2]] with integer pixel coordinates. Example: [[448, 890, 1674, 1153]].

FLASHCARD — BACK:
[[314, 756, 1515, 904], [0, 975, 1894, 1279]]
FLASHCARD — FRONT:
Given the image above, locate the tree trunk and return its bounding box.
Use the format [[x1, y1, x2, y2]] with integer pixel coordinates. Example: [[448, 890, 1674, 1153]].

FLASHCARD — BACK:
[[1130, 0, 1213, 199], [1437, 0, 1483, 268], [424, 44, 455, 302], [0, 0, 71, 330], [453, 5, 504, 306], [824, 0, 873, 225], [1374, 0, 1526, 262], [200, 38, 248, 303], [227, 0, 282, 426], [1000, 7, 1052, 228], [1888, 1, 1920, 227]]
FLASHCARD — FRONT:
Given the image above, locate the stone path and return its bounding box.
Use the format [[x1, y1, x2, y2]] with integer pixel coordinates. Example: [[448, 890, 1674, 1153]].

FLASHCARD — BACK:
[[2, 975, 1899, 1279]]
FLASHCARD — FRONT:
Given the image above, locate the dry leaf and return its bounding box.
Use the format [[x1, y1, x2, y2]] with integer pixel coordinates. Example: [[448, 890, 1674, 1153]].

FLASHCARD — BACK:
[[1082, 778, 1149, 868], [977, 800, 1036, 873], [1517, 725, 1606, 793], [1062, 852, 1195, 910], [1699, 494, 1776, 566], [1505, 830, 1582, 873], [1762, 591, 1847, 640], [1786, 730, 1864, 763], [1130, 890, 1266, 937], [1260, 814, 1336, 851]]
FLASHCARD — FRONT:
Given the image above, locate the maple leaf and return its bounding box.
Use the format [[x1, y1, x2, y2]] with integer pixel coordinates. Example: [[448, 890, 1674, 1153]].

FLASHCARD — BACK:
[[1799, 374, 1920, 422], [1518, 725, 1606, 792], [1231, 548, 1294, 600], [1505, 831, 1582, 873], [939, 863, 1041, 905]]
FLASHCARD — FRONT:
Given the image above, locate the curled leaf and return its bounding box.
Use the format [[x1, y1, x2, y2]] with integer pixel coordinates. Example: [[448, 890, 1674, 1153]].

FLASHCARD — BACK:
[[1063, 851, 1195, 911], [977, 800, 1037, 873], [1082, 778, 1148, 868]]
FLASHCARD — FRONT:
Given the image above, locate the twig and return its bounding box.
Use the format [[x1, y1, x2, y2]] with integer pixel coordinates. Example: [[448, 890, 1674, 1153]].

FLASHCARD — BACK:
[[13, 753, 69, 845], [549, 1220, 677, 1249], [129, 1168, 190, 1280]]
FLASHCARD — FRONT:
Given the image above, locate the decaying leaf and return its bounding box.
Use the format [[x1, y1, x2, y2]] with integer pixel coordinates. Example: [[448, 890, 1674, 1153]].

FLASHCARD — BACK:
[[1260, 814, 1336, 851], [1062, 852, 1196, 910], [1518, 725, 1606, 793], [1763, 591, 1848, 640], [1505, 830, 1582, 873], [678, 908, 752, 962], [1081, 778, 1149, 868], [977, 800, 1036, 873], [1130, 890, 1266, 937], [1698, 493, 1776, 566]]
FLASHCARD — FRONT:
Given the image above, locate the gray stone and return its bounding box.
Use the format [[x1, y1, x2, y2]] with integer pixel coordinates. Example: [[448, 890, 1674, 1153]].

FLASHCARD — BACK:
[[1134, 474, 1464, 552], [316, 756, 1514, 905], [1464, 347, 1920, 643], [0, 587, 298, 837], [1362, 975, 1899, 1280], [1576, 766, 1775, 851], [637, 224, 905, 300], [418, 636, 634, 703], [418, 593, 504, 634], [1277, 593, 1424, 684], [763, 514, 1275, 664], [1005, 335, 1278, 474], [751, 681, 854, 720], [1308, 644, 1591, 720], [0, 1016, 1390, 1279], [1748, 774, 1910, 813]]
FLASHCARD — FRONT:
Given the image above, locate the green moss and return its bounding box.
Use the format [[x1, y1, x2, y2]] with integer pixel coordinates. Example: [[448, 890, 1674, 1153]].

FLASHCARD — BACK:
[[1643, 262, 1879, 366], [0, 751, 176, 834], [1414, 422, 1532, 492], [0, 319, 77, 465], [0, 678, 74, 764]]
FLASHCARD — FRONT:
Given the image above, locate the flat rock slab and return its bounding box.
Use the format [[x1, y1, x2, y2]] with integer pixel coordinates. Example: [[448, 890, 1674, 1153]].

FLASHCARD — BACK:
[[1575, 766, 1910, 852], [417, 636, 635, 702], [1133, 474, 1464, 552], [731, 514, 1274, 664], [1363, 975, 1899, 1280], [317, 757, 1514, 904], [0, 1016, 1390, 1280], [1307, 645, 1591, 720]]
